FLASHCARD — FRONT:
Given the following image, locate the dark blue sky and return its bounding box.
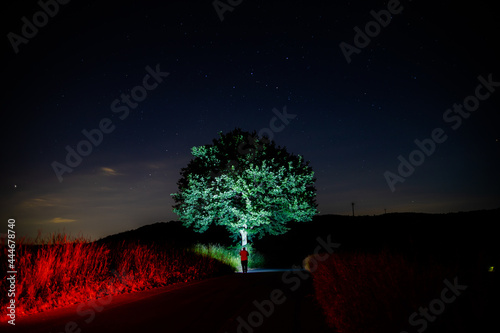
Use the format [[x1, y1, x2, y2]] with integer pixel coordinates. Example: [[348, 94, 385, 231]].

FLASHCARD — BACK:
[[2, 0, 499, 240]]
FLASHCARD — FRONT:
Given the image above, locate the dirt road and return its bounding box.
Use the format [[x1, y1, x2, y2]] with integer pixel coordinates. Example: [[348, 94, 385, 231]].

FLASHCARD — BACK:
[[4, 269, 332, 333]]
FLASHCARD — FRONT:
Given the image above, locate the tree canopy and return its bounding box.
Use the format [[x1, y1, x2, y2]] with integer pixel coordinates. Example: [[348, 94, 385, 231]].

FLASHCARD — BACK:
[[171, 128, 317, 244]]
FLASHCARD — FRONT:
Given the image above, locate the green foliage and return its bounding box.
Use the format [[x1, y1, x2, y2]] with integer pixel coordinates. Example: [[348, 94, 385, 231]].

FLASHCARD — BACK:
[[191, 243, 240, 271], [242, 244, 266, 269], [192, 243, 266, 271], [171, 128, 317, 243]]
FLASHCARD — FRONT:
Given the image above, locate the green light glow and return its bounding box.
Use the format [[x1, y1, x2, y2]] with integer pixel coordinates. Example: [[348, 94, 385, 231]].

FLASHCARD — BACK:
[[171, 129, 318, 245]]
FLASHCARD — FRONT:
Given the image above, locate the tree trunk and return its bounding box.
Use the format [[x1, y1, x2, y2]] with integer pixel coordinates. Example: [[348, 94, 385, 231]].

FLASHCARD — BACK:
[[239, 225, 248, 247]]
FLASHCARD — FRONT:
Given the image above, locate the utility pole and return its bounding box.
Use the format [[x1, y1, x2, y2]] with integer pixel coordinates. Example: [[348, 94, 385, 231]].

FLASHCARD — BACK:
[[351, 202, 355, 217]]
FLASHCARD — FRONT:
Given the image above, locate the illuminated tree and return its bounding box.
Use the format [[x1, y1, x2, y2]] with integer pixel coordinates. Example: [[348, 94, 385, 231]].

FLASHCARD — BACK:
[[171, 128, 317, 246]]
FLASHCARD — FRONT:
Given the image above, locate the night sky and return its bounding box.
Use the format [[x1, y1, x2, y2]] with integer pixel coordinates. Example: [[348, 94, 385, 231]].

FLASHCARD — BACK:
[[2, 0, 499, 240]]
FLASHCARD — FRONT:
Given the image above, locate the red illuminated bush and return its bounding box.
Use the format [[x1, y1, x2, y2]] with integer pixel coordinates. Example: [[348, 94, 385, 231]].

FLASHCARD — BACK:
[[0, 233, 234, 321], [311, 251, 455, 333]]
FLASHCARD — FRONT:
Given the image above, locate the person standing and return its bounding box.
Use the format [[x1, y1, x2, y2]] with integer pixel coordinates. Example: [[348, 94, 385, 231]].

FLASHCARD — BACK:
[[239, 247, 249, 273]]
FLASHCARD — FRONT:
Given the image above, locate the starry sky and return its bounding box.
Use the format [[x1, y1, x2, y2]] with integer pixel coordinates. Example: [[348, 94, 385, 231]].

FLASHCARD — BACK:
[[2, 0, 499, 240]]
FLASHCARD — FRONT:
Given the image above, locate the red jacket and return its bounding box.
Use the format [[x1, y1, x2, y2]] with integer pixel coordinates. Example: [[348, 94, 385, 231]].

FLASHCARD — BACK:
[[240, 249, 248, 261]]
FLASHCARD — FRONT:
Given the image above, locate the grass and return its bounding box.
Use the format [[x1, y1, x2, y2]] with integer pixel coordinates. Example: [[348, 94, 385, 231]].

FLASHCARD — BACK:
[[310, 250, 493, 333], [191, 243, 266, 272], [0, 232, 234, 320]]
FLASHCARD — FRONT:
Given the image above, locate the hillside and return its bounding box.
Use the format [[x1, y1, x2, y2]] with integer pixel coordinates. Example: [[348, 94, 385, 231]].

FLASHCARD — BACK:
[[96, 208, 499, 269], [97, 221, 234, 247], [255, 208, 500, 267]]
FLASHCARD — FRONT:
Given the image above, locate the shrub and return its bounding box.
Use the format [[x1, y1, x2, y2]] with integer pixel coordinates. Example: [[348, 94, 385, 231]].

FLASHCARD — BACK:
[[311, 250, 456, 333], [191, 243, 266, 271], [0, 233, 233, 320]]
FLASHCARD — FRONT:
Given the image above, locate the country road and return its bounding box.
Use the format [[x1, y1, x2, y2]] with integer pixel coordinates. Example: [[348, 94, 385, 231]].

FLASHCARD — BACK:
[[3, 269, 332, 333]]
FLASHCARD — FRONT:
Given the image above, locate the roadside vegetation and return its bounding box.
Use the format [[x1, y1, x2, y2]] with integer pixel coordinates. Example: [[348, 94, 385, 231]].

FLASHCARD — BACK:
[[0, 232, 234, 320]]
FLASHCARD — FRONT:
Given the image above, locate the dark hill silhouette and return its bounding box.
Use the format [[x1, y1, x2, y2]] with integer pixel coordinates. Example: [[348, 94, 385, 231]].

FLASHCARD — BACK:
[[254, 208, 500, 268], [95, 208, 499, 269], [96, 221, 234, 247]]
